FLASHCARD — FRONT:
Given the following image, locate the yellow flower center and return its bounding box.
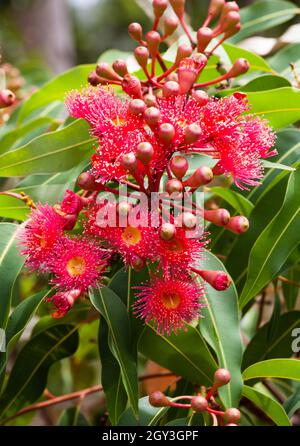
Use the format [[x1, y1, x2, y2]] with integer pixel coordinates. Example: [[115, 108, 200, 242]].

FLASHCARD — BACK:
[[122, 226, 142, 246], [165, 238, 184, 253], [67, 256, 86, 277], [161, 291, 181, 309], [111, 116, 126, 127]]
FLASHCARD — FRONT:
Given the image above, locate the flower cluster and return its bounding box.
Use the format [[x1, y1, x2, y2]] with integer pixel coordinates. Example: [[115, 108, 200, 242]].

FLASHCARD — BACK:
[[149, 368, 241, 426], [19, 0, 276, 334]]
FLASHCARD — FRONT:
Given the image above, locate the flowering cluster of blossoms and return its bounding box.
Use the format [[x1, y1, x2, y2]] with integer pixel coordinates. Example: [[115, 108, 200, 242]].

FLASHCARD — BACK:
[[19, 0, 276, 332]]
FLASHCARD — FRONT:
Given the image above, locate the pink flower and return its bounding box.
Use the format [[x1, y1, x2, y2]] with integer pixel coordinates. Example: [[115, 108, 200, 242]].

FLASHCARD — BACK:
[[194, 95, 276, 189], [60, 189, 84, 215], [19, 204, 65, 271], [134, 275, 204, 335], [66, 86, 149, 181], [49, 236, 108, 292]]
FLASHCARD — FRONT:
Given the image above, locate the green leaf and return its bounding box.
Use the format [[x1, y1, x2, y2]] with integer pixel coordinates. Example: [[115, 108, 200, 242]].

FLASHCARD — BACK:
[[268, 43, 300, 81], [0, 223, 25, 329], [282, 266, 300, 310], [0, 324, 79, 420], [246, 88, 300, 129], [138, 325, 217, 387], [242, 311, 300, 369], [98, 318, 127, 425], [262, 160, 295, 171], [90, 287, 139, 419], [198, 252, 243, 408], [58, 407, 90, 426], [230, 0, 300, 43], [0, 117, 59, 156], [98, 49, 139, 73], [242, 385, 291, 426], [209, 186, 254, 217], [243, 359, 300, 382], [240, 167, 300, 308], [18, 65, 94, 123], [219, 75, 291, 97], [226, 170, 291, 291], [284, 387, 300, 417], [223, 43, 273, 73], [118, 396, 169, 426], [0, 119, 95, 177]]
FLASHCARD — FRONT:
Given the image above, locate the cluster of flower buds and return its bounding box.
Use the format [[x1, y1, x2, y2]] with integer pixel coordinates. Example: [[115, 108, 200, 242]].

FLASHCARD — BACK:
[[19, 0, 276, 333], [149, 368, 241, 426]]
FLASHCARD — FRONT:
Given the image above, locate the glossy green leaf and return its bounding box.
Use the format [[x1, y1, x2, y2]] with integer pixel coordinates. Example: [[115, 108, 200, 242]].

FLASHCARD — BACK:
[[230, 1, 299, 43], [0, 119, 95, 177], [242, 311, 300, 369], [98, 318, 127, 425], [243, 359, 300, 382], [262, 160, 295, 171], [0, 223, 25, 329], [198, 252, 243, 408], [240, 167, 300, 308], [219, 75, 291, 97], [282, 266, 300, 310], [138, 324, 217, 387], [242, 385, 291, 426], [284, 387, 300, 417], [209, 187, 254, 217], [18, 65, 94, 123], [90, 287, 139, 418], [223, 43, 273, 73], [247, 88, 300, 129], [268, 43, 300, 80], [0, 324, 79, 420]]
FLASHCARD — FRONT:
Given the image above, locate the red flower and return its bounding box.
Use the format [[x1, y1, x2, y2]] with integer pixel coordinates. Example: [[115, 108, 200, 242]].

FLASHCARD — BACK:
[[49, 236, 108, 292], [134, 275, 203, 335], [66, 86, 149, 181], [194, 95, 276, 189], [48, 289, 81, 319], [19, 204, 65, 271]]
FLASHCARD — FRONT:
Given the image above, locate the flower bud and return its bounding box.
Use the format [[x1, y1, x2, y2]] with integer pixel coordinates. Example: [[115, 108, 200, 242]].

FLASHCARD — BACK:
[[214, 368, 231, 387], [159, 123, 175, 144], [130, 254, 146, 272], [61, 189, 84, 215], [122, 74, 143, 98], [223, 408, 241, 424], [0, 89, 15, 108], [149, 391, 170, 407], [226, 216, 249, 234], [62, 213, 79, 231], [112, 59, 128, 77], [117, 201, 132, 217], [166, 178, 183, 194], [134, 46, 149, 69], [121, 152, 138, 172], [170, 156, 189, 180], [208, 0, 225, 18], [226, 58, 250, 78], [128, 22, 143, 41], [153, 0, 168, 18], [191, 90, 209, 106], [220, 11, 240, 33], [88, 71, 102, 86], [197, 27, 214, 53], [159, 223, 177, 241], [143, 93, 158, 107], [169, 0, 185, 18], [77, 171, 98, 190], [204, 208, 230, 226], [178, 54, 207, 94], [136, 142, 154, 164], [221, 1, 239, 17], [183, 166, 213, 188], [191, 396, 208, 412], [181, 211, 197, 229], [197, 269, 231, 291], [162, 80, 180, 98], [166, 72, 179, 82], [145, 31, 161, 58], [96, 62, 121, 81], [184, 123, 201, 145], [175, 44, 193, 64], [164, 16, 179, 37], [129, 98, 147, 115], [144, 106, 161, 127], [224, 22, 241, 39]]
